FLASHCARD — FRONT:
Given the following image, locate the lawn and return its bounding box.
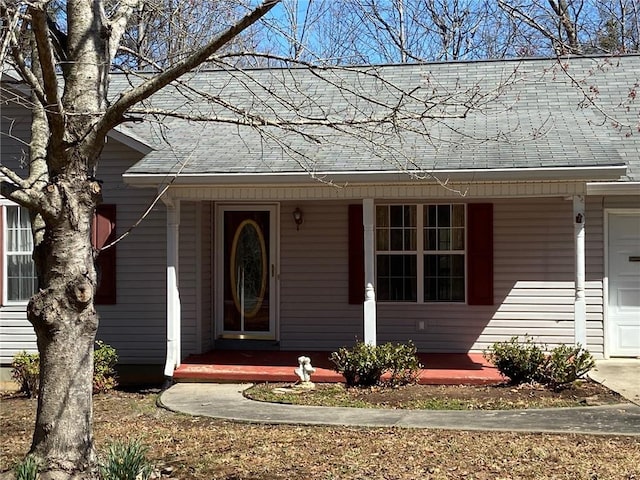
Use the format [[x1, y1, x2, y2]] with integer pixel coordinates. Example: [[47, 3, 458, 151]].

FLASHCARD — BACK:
[[1, 387, 639, 479]]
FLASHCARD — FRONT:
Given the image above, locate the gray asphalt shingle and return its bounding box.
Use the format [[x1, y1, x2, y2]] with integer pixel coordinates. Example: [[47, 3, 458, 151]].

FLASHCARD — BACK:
[[116, 55, 640, 181]]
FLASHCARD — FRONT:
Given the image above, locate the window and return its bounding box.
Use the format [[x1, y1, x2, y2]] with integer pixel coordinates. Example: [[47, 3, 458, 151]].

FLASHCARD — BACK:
[[1, 203, 117, 305], [3, 205, 37, 302], [376, 205, 417, 301], [424, 204, 465, 302], [376, 204, 465, 303]]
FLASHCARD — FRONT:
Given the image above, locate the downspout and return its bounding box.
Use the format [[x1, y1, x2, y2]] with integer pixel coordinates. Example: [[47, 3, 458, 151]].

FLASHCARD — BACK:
[[164, 196, 181, 380], [573, 195, 587, 347]]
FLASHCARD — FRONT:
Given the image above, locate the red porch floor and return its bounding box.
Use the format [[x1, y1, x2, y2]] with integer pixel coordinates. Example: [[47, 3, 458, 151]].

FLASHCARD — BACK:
[[173, 351, 504, 385]]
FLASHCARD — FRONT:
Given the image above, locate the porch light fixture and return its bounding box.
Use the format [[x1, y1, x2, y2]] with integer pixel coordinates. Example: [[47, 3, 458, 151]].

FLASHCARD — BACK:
[[293, 207, 304, 230]]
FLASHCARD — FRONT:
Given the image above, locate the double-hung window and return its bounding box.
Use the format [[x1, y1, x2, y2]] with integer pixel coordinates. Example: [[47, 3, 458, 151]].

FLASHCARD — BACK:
[[3, 205, 37, 303], [376, 204, 466, 303]]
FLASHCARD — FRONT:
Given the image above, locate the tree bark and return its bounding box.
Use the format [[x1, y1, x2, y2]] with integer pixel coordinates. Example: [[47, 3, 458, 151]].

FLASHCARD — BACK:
[[27, 169, 102, 478]]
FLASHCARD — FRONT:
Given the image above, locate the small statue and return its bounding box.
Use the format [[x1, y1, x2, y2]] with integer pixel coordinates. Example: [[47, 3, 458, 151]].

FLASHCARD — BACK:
[[294, 355, 316, 385]]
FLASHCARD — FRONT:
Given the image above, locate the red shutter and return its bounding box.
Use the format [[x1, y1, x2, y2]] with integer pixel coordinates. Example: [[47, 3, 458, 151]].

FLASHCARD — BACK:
[[348, 204, 365, 305], [92, 204, 117, 305], [467, 203, 493, 305], [0, 207, 4, 305]]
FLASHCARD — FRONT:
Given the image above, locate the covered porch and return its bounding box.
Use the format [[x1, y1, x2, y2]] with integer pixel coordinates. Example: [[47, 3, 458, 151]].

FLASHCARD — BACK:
[[173, 351, 503, 385]]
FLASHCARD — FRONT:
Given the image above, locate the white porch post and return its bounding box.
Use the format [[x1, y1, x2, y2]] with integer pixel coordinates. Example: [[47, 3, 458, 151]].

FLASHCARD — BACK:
[[164, 197, 181, 377], [573, 195, 587, 347], [363, 198, 377, 346]]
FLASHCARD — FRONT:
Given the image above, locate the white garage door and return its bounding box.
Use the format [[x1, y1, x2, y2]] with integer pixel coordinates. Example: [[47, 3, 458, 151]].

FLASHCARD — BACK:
[[608, 212, 640, 357]]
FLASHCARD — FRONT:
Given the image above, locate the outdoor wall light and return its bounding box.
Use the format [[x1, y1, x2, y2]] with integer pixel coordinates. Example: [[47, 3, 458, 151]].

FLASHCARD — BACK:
[[293, 207, 304, 230]]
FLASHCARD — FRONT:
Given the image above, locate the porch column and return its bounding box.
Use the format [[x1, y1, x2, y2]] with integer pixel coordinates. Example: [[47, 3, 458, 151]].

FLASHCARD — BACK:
[[164, 198, 181, 377], [363, 198, 377, 345], [573, 195, 587, 347]]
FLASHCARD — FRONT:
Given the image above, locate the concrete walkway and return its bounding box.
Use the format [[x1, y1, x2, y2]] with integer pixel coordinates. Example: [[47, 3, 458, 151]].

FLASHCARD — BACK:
[[160, 383, 640, 436], [589, 359, 640, 406]]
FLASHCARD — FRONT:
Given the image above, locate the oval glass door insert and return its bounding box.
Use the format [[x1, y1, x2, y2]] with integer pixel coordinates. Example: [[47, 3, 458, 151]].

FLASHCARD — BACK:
[[230, 219, 267, 318]]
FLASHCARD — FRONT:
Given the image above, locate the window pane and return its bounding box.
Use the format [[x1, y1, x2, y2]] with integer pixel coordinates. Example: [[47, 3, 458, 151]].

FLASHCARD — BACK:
[[438, 229, 451, 250], [7, 254, 36, 301], [376, 206, 388, 227], [451, 255, 465, 276], [452, 228, 465, 250], [376, 229, 388, 250], [426, 205, 437, 227], [452, 278, 465, 301], [424, 254, 464, 303], [390, 229, 404, 250], [377, 255, 389, 276], [390, 206, 404, 227], [377, 254, 416, 302], [404, 205, 416, 227], [425, 228, 436, 251], [437, 205, 451, 227], [404, 229, 416, 250], [452, 204, 465, 227]]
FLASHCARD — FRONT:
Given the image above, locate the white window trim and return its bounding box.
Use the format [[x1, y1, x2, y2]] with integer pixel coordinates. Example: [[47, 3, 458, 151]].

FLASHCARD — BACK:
[[2, 201, 36, 305], [375, 203, 467, 304]]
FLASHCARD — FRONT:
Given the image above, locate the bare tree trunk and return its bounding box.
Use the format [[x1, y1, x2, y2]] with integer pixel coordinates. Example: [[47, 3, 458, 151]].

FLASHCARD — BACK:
[[28, 170, 101, 478]]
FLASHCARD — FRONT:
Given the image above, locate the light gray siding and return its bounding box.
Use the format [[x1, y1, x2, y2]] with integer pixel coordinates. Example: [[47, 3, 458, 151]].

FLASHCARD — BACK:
[[274, 197, 607, 356], [0, 95, 167, 365], [278, 201, 363, 350]]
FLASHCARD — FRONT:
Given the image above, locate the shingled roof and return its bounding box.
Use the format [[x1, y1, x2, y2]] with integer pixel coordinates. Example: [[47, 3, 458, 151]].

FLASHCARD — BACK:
[[117, 55, 640, 184]]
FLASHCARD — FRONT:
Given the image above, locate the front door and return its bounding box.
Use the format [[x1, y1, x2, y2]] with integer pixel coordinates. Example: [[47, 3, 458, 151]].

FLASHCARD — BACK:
[[607, 212, 640, 357], [217, 205, 277, 339]]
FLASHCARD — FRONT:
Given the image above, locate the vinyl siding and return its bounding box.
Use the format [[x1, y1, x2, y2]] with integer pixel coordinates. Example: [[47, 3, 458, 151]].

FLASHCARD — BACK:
[[0, 96, 167, 364], [279, 201, 363, 350], [276, 197, 607, 356]]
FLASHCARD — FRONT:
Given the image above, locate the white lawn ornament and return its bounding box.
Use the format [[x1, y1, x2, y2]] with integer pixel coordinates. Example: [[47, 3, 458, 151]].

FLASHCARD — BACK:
[[294, 355, 316, 385]]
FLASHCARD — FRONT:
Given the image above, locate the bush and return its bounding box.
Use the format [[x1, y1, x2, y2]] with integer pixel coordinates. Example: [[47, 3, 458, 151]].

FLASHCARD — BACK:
[[379, 341, 422, 387], [10, 341, 118, 397], [93, 340, 118, 394], [14, 455, 40, 480], [100, 439, 153, 480], [538, 344, 595, 389], [330, 341, 423, 387], [484, 336, 545, 385], [11, 351, 40, 398]]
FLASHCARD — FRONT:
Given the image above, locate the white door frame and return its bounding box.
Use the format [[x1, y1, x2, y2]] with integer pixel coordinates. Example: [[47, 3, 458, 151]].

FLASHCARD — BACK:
[[604, 208, 640, 358], [215, 203, 280, 340]]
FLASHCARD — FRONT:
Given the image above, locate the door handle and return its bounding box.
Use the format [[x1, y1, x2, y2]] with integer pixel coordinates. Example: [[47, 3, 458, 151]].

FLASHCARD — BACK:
[[630, 256, 640, 262]]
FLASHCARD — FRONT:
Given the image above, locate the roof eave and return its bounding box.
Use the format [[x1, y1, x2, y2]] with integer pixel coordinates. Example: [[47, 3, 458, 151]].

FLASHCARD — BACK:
[[586, 181, 640, 196], [123, 165, 627, 187]]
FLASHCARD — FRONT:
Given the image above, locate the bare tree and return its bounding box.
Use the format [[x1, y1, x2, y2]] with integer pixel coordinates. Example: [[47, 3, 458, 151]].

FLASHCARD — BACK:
[[0, 1, 518, 477]]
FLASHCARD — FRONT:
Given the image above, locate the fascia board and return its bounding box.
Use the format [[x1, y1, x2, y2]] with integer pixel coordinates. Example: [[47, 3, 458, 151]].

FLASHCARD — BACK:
[[123, 165, 627, 187], [586, 181, 640, 195]]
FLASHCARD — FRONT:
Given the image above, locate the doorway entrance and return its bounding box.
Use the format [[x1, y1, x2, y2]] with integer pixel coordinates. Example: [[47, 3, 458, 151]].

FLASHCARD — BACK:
[[216, 205, 278, 340]]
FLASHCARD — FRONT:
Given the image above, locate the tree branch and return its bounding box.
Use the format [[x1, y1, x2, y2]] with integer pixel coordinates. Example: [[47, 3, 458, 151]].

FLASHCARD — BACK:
[[97, 0, 280, 136], [29, 6, 65, 148]]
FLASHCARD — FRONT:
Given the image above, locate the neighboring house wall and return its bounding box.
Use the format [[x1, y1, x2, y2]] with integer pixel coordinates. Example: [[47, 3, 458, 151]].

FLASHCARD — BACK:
[[0, 96, 167, 366]]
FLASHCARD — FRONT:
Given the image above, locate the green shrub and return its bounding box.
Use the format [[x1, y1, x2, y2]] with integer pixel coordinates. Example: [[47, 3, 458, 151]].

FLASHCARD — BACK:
[[538, 344, 595, 389], [14, 455, 40, 480], [379, 341, 422, 387], [10, 341, 118, 397], [99, 439, 153, 480], [484, 336, 546, 385], [330, 341, 423, 387], [93, 340, 118, 394], [11, 351, 40, 398], [330, 342, 385, 386]]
